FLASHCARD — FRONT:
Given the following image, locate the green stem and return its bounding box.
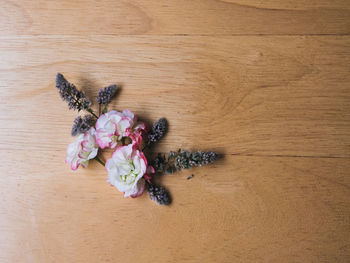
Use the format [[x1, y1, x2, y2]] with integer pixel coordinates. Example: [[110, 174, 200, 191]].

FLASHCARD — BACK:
[[87, 108, 99, 119], [94, 156, 105, 166], [70, 96, 98, 118], [102, 104, 108, 114]]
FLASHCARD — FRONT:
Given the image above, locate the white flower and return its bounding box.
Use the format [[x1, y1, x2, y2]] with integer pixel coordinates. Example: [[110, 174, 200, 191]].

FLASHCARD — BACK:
[[106, 144, 147, 197], [66, 128, 98, 170], [95, 110, 124, 149], [95, 109, 148, 149]]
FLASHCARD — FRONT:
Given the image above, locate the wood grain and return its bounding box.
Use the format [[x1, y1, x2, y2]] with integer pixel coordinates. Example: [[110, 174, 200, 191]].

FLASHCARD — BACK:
[[0, 0, 350, 35], [0, 0, 349, 262], [0, 36, 349, 157], [0, 152, 349, 262]]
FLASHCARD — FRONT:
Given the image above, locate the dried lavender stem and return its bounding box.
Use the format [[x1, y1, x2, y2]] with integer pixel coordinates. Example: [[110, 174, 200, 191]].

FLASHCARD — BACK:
[[71, 115, 95, 136], [146, 181, 171, 205], [55, 73, 92, 112], [60, 84, 98, 118], [151, 150, 217, 174]]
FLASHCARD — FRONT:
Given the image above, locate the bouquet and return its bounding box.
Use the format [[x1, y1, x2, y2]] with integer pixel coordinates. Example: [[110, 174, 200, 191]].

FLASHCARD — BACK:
[[56, 73, 217, 205]]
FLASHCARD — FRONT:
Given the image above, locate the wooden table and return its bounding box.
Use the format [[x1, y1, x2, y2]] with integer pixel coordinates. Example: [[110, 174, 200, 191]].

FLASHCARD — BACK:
[[0, 1, 349, 262]]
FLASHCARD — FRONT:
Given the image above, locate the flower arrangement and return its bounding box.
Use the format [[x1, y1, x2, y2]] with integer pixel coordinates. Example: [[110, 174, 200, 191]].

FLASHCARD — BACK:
[[56, 73, 217, 205]]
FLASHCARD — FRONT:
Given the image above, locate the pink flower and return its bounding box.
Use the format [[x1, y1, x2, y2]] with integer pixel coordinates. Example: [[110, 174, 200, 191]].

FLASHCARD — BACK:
[[143, 166, 155, 184], [66, 128, 98, 170], [95, 110, 148, 149], [105, 144, 149, 197], [128, 122, 148, 147]]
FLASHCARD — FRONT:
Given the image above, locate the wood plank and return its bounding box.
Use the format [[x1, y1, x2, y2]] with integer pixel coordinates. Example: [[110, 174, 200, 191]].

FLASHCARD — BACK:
[[0, 0, 349, 35], [0, 36, 349, 157], [1, 0, 349, 262], [0, 150, 349, 262]]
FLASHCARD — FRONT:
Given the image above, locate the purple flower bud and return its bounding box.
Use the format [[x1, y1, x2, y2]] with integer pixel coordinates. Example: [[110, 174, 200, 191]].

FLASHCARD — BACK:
[[55, 73, 91, 111]]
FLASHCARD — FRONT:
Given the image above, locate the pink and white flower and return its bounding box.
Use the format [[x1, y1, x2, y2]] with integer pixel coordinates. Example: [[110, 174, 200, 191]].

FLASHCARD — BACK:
[[106, 144, 148, 197], [129, 122, 148, 147], [66, 127, 98, 170], [95, 109, 148, 149]]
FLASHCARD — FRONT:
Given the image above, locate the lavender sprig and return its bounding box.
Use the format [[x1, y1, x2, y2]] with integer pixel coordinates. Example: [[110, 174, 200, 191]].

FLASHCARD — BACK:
[[152, 150, 217, 174], [176, 151, 217, 169], [55, 73, 92, 112], [96, 85, 118, 105], [148, 118, 167, 145], [71, 115, 95, 136], [146, 182, 171, 205]]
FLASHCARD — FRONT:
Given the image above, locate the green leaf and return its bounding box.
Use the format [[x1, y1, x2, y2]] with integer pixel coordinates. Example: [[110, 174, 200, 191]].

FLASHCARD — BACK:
[[102, 104, 108, 114]]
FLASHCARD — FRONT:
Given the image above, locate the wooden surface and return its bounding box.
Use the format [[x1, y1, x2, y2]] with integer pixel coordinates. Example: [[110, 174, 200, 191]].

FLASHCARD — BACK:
[[0, 1, 349, 262]]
